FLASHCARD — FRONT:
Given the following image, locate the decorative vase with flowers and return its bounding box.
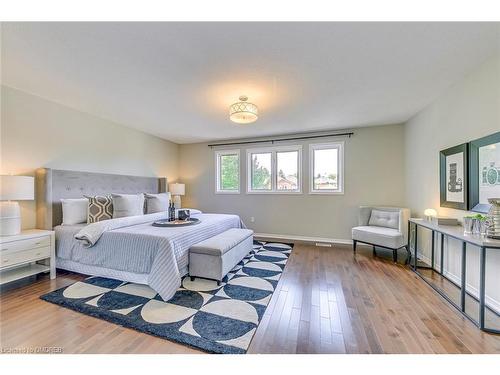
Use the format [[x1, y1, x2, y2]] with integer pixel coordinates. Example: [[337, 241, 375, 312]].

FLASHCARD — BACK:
[[463, 214, 489, 235]]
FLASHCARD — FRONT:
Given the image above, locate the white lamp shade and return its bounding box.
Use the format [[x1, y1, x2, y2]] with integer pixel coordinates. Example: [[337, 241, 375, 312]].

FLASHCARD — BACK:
[[169, 183, 185, 196], [424, 208, 437, 217], [0, 175, 34, 201]]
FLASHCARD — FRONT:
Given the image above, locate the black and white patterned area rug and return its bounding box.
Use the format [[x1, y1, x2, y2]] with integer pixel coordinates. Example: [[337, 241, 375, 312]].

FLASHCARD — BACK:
[[40, 240, 293, 354]]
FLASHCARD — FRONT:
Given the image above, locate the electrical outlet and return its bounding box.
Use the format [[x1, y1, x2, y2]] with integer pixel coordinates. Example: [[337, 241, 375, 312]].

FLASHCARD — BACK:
[[250, 217, 255, 223]]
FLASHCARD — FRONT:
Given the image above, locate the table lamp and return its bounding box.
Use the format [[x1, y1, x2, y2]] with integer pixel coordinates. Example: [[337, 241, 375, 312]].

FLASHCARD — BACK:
[[169, 183, 185, 209], [0, 175, 35, 236], [424, 208, 437, 222]]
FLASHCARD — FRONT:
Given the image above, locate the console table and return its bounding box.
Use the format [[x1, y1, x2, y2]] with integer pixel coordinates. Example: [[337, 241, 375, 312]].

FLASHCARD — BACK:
[[408, 218, 500, 334]]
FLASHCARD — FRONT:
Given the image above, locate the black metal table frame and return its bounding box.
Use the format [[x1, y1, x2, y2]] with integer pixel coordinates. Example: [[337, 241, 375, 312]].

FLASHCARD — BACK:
[[408, 220, 500, 334]]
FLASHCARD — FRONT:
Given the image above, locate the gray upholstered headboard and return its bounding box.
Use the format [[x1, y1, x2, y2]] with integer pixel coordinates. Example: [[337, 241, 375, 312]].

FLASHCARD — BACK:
[[35, 168, 167, 229]]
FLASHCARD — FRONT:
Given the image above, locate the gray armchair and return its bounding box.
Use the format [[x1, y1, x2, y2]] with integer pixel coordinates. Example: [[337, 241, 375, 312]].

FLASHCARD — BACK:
[[352, 206, 410, 262]]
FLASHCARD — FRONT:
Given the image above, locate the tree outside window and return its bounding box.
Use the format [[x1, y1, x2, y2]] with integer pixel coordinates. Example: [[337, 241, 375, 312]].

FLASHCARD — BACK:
[[216, 150, 240, 193]]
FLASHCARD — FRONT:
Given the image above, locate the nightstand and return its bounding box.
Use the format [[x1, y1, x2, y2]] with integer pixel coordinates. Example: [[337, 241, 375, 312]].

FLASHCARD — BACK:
[[0, 229, 55, 285]]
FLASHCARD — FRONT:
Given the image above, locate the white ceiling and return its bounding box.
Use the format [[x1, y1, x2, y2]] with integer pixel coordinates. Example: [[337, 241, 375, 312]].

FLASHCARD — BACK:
[[2, 22, 499, 144]]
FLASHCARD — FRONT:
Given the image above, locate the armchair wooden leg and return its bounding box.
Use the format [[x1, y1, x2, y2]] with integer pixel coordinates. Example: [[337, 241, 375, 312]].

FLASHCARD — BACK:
[[393, 249, 398, 263], [353, 240, 357, 253], [373, 246, 376, 256]]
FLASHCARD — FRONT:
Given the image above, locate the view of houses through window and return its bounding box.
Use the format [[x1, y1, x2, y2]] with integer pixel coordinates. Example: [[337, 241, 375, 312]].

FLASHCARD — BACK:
[[247, 146, 301, 193], [313, 148, 338, 190], [216, 142, 343, 194], [310, 142, 344, 193], [276, 151, 299, 190]]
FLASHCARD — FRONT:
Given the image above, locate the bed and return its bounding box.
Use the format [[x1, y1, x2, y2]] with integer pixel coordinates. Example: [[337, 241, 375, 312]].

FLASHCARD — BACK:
[[35, 168, 243, 300]]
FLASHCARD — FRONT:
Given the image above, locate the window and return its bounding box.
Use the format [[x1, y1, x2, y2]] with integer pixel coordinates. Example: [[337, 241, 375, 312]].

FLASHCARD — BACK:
[[247, 146, 302, 193], [250, 152, 272, 190], [215, 149, 240, 193], [309, 142, 344, 194], [277, 150, 299, 191]]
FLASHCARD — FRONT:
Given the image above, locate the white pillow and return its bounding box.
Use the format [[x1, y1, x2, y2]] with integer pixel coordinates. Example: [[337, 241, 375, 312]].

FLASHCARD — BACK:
[[61, 198, 89, 225], [368, 209, 399, 229], [144, 192, 171, 214], [111, 193, 145, 218]]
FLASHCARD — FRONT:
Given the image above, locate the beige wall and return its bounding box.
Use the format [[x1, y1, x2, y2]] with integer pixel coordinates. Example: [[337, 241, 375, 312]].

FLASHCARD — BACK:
[[0, 86, 179, 229], [179, 124, 406, 241], [404, 54, 500, 312], [404, 55, 500, 219]]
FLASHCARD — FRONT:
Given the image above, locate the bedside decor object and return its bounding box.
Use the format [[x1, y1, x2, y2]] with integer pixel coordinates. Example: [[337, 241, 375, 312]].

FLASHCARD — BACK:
[[169, 183, 185, 209], [229, 95, 258, 124], [168, 200, 175, 221], [468, 132, 500, 213], [486, 198, 500, 239], [152, 217, 200, 227], [0, 175, 34, 236], [423, 208, 437, 221], [440, 143, 468, 210], [0, 229, 55, 285], [178, 209, 190, 221]]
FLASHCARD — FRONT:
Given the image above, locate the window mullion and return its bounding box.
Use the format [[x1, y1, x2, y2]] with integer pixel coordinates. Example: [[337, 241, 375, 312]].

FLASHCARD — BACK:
[[272, 151, 277, 192], [217, 154, 221, 191]]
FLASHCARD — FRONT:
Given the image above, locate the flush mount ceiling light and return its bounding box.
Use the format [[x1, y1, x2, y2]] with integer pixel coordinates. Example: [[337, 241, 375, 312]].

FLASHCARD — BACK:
[[229, 95, 258, 124]]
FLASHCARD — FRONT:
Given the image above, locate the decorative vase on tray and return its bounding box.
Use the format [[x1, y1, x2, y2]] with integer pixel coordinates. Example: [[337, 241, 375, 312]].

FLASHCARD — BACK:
[[487, 198, 500, 239]]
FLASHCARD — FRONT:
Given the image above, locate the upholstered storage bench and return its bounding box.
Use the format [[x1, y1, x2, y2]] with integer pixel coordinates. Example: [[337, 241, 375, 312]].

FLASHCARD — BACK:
[[189, 228, 254, 284]]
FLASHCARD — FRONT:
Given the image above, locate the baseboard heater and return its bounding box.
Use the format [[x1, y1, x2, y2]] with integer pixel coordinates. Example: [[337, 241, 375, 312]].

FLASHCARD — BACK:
[[315, 242, 332, 247]]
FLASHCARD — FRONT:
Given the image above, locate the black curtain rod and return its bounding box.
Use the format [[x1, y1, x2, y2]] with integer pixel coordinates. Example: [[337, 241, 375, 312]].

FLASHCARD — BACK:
[[207, 132, 353, 148]]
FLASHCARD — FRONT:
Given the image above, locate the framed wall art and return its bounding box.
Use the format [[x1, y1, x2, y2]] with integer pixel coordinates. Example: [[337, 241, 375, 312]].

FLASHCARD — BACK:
[[440, 143, 468, 210], [469, 131, 500, 213]]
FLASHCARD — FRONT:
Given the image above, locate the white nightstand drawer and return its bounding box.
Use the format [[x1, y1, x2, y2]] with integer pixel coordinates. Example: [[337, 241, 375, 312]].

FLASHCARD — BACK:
[[0, 236, 50, 253], [0, 230, 55, 285], [1, 246, 51, 268]]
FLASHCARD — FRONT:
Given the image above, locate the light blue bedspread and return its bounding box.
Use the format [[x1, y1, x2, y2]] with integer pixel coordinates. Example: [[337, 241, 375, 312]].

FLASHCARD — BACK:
[[55, 213, 243, 300]]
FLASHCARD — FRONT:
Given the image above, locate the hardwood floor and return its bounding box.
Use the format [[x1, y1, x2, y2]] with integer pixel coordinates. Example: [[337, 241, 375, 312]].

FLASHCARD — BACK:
[[1, 242, 499, 354]]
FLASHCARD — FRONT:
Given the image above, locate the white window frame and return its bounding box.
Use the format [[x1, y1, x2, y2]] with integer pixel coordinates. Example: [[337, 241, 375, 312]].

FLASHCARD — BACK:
[[215, 149, 240, 194], [246, 145, 302, 194], [309, 141, 344, 195]]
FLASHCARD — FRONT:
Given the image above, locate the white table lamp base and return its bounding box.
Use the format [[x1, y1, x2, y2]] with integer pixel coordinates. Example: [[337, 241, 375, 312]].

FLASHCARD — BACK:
[[173, 195, 182, 209], [0, 201, 22, 236]]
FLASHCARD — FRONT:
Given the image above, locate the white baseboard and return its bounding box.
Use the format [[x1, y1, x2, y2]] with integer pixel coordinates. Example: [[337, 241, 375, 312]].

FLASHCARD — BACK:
[[443, 269, 500, 315], [253, 232, 353, 246], [417, 254, 500, 315]]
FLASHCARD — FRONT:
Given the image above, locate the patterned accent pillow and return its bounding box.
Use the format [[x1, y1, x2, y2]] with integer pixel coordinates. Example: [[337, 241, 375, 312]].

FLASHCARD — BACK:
[[85, 195, 113, 223]]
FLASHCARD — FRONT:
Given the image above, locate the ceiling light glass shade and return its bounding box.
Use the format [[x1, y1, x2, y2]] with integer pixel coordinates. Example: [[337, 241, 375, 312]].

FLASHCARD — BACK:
[[229, 96, 258, 124]]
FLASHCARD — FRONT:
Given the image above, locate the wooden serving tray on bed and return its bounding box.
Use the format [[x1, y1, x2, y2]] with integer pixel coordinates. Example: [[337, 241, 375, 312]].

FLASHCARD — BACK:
[[152, 218, 201, 227]]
